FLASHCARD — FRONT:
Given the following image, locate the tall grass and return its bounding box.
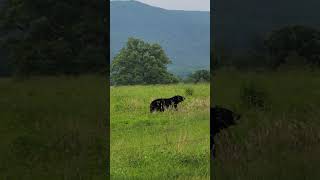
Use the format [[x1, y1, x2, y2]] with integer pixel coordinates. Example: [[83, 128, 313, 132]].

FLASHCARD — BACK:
[[213, 69, 320, 179], [0, 75, 107, 179], [111, 83, 210, 179]]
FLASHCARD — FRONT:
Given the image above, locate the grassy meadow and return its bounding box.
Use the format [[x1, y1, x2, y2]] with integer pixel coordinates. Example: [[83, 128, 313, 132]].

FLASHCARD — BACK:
[[0, 76, 107, 179], [4, 69, 319, 179], [213, 69, 320, 179], [110, 83, 210, 179]]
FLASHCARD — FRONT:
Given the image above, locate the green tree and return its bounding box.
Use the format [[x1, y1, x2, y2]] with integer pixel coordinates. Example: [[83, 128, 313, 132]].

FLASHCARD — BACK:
[[0, 0, 106, 76], [111, 38, 179, 85], [187, 69, 210, 83], [264, 25, 320, 68]]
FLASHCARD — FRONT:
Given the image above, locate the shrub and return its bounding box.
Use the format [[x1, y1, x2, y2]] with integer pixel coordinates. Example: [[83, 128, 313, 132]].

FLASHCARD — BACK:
[[240, 81, 269, 110], [185, 87, 194, 96]]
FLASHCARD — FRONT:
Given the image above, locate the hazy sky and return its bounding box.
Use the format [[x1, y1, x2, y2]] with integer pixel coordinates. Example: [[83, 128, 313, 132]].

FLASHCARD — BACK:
[[112, 0, 210, 11]]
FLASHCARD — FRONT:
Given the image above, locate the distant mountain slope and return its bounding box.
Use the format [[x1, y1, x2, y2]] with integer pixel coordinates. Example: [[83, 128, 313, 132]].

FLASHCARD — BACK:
[[0, 0, 9, 76], [111, 0, 210, 77], [214, 0, 320, 53]]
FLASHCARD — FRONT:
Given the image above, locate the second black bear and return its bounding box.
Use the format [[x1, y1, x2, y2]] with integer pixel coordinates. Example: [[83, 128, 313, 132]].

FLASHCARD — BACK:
[[211, 106, 241, 158], [150, 95, 185, 112], [211, 106, 240, 137]]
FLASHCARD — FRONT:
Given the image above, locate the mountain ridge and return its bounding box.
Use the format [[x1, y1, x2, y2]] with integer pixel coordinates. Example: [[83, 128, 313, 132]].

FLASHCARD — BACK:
[[111, 0, 210, 12], [214, 0, 320, 53], [110, 0, 210, 77]]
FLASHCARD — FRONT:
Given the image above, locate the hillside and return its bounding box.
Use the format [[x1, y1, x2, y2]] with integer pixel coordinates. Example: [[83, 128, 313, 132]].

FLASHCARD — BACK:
[[0, 0, 8, 76], [111, 0, 210, 77], [214, 0, 320, 53], [0, 0, 5, 9]]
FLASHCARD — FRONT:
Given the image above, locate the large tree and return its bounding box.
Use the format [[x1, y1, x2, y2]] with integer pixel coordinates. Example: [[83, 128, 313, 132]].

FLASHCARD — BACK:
[[264, 25, 320, 68], [0, 0, 106, 76], [111, 38, 178, 85]]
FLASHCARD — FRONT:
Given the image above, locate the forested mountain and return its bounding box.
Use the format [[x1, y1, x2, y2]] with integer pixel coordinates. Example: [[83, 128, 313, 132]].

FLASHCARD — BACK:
[[0, 0, 9, 75], [111, 0, 210, 77], [214, 0, 320, 53]]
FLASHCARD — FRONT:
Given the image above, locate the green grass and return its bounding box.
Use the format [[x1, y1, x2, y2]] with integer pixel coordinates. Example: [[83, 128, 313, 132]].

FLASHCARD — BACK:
[[110, 83, 210, 179], [0, 75, 107, 179], [213, 69, 320, 179]]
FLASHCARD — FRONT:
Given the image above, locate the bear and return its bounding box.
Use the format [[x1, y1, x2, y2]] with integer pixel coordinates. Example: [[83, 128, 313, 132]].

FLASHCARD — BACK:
[[150, 95, 185, 112], [210, 106, 241, 158]]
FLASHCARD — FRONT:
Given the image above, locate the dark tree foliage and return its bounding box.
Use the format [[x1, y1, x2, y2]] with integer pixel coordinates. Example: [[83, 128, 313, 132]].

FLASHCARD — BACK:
[[111, 38, 179, 85], [0, 0, 106, 76], [213, 25, 320, 70], [264, 25, 320, 68], [187, 69, 210, 83]]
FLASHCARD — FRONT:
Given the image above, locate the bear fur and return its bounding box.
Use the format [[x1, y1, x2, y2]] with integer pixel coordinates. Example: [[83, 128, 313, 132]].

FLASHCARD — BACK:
[[211, 106, 241, 158], [150, 95, 185, 112]]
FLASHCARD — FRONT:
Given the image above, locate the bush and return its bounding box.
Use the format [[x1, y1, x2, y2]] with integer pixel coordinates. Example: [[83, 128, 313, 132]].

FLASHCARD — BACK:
[[185, 87, 194, 96], [240, 81, 269, 110]]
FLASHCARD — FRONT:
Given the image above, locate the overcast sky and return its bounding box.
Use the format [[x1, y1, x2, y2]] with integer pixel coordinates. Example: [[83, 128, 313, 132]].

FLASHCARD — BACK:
[[112, 0, 210, 11]]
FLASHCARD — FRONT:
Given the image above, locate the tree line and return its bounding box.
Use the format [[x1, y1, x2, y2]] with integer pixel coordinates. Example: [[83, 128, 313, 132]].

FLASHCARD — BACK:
[[213, 25, 320, 71], [0, 0, 106, 77]]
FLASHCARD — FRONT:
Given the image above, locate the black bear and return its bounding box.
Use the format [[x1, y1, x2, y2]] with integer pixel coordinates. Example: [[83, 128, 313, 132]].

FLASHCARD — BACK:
[[210, 106, 241, 158], [150, 95, 185, 112]]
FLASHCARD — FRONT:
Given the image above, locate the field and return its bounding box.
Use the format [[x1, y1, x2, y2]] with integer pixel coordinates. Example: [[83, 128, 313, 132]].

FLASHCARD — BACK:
[[3, 69, 318, 179], [0, 76, 107, 179], [110, 83, 210, 179], [213, 69, 320, 179]]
